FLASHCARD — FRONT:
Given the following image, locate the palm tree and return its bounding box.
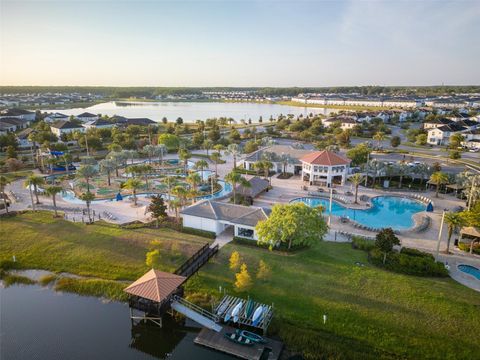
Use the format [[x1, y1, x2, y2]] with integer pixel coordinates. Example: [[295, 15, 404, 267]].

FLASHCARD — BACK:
[[140, 164, 153, 189], [76, 164, 98, 192], [397, 163, 409, 189], [429, 172, 449, 198], [45, 185, 63, 217], [143, 144, 156, 164], [99, 159, 116, 186], [172, 185, 188, 207], [25, 175, 45, 205], [373, 131, 385, 149], [203, 139, 213, 156], [62, 152, 73, 177], [169, 198, 182, 220], [0, 176, 11, 213], [107, 151, 124, 177], [195, 159, 209, 174], [368, 160, 383, 187], [444, 212, 465, 253], [178, 148, 191, 174], [225, 143, 242, 170], [123, 149, 137, 165], [123, 178, 142, 206], [155, 144, 167, 167], [210, 152, 222, 178], [280, 153, 293, 176], [225, 170, 250, 204], [349, 173, 364, 204], [164, 176, 176, 201], [80, 191, 95, 223], [186, 172, 202, 192]]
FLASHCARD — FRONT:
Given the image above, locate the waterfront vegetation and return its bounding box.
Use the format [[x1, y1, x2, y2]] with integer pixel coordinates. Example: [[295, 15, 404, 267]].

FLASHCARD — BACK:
[[1, 211, 479, 359]]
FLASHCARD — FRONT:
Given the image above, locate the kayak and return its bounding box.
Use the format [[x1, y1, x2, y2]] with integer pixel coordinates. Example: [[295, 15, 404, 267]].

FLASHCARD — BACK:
[[232, 301, 243, 323], [224, 332, 254, 346], [244, 299, 254, 319], [237, 329, 267, 344], [224, 299, 240, 322], [216, 300, 229, 316], [251, 306, 264, 327]]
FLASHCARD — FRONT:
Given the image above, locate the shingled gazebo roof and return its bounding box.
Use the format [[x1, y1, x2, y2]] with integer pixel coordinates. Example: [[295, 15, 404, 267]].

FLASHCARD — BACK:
[[124, 269, 186, 303]]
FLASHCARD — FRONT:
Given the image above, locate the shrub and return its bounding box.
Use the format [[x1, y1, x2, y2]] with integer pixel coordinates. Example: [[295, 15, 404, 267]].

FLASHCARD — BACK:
[[369, 249, 448, 277], [0, 271, 36, 287], [351, 236, 375, 251], [39, 274, 57, 286], [0, 259, 19, 270], [458, 242, 480, 255], [54, 277, 128, 301], [181, 226, 216, 239], [400, 247, 435, 260]]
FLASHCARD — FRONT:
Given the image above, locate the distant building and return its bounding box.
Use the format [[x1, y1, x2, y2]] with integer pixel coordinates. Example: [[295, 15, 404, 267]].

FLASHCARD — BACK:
[[322, 116, 357, 130], [50, 120, 85, 137], [423, 117, 455, 130], [0, 117, 30, 131], [76, 112, 99, 122], [0, 108, 36, 122], [45, 112, 70, 123], [124, 118, 157, 126], [83, 119, 115, 130], [300, 150, 351, 187]]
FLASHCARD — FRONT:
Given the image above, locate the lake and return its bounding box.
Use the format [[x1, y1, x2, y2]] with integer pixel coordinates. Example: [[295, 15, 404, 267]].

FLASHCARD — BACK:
[[0, 283, 234, 360], [43, 101, 336, 122]]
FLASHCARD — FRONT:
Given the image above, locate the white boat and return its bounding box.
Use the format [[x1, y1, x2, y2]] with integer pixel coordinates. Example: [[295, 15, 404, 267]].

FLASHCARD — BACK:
[[251, 306, 264, 327], [231, 301, 243, 323]]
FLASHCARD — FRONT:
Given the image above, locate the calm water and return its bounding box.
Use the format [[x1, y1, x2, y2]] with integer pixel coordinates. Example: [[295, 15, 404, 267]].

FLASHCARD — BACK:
[[44, 101, 336, 122], [0, 283, 233, 360], [291, 196, 425, 230]]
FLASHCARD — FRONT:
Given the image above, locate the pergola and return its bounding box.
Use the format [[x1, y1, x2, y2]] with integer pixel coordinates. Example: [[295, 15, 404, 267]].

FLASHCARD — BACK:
[[460, 226, 480, 254]]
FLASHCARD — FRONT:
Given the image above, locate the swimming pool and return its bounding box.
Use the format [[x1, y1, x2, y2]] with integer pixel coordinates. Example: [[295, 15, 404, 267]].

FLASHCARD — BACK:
[[458, 264, 480, 280], [291, 196, 425, 230]]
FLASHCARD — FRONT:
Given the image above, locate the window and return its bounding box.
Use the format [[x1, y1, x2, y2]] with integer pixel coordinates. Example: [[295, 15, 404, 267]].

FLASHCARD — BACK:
[[237, 227, 254, 239]]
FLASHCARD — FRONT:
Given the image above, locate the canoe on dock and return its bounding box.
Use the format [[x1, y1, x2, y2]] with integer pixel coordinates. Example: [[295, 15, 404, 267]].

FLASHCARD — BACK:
[[224, 332, 255, 346]]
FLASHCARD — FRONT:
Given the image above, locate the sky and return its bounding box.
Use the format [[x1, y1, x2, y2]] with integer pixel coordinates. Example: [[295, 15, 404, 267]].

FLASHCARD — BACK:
[[1, 0, 479, 87]]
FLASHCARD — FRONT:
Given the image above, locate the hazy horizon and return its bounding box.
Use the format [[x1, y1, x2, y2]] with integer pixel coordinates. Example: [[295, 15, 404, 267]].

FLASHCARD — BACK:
[[1, 0, 479, 87]]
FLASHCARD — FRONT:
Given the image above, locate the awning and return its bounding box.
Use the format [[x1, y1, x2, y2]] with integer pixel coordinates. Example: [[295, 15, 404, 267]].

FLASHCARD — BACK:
[[460, 226, 480, 238]]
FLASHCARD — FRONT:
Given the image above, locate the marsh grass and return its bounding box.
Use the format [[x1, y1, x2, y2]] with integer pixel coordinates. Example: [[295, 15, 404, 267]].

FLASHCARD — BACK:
[[54, 277, 129, 302]]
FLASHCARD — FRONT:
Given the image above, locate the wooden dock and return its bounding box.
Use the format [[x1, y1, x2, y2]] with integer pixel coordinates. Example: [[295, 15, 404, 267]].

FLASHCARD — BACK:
[[194, 326, 283, 360]]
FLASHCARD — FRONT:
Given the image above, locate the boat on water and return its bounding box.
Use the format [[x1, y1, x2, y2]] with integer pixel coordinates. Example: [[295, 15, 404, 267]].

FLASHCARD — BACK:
[[232, 301, 243, 323], [236, 329, 267, 344], [224, 332, 255, 346], [252, 305, 264, 327]]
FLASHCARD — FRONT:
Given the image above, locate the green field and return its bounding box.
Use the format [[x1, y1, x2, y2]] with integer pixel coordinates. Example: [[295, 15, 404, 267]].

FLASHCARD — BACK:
[[1, 212, 479, 359]]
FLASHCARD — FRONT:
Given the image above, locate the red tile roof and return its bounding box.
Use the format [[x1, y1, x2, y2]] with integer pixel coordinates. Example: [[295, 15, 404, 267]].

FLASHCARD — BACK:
[[124, 269, 186, 302], [300, 150, 350, 166]]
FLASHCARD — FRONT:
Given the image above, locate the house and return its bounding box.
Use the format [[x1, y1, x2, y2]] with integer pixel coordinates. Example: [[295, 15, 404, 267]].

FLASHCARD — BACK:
[[83, 119, 115, 130], [300, 150, 351, 187], [45, 112, 70, 123], [16, 128, 34, 148], [76, 112, 99, 122], [461, 130, 480, 150], [50, 120, 85, 137], [423, 117, 454, 130], [427, 123, 467, 146], [180, 200, 270, 240], [0, 108, 36, 122], [322, 116, 357, 130], [235, 176, 270, 202], [0, 122, 17, 134], [243, 144, 314, 175], [0, 117, 30, 131], [124, 118, 157, 126]]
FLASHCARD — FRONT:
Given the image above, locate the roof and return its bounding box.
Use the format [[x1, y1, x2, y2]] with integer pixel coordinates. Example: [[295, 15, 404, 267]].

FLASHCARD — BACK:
[[46, 112, 69, 119], [235, 176, 269, 198], [324, 116, 357, 124], [300, 150, 350, 166], [0, 117, 28, 126], [85, 119, 112, 126], [460, 226, 480, 238], [244, 144, 312, 163], [456, 119, 479, 127], [126, 118, 156, 126], [17, 127, 34, 139], [424, 118, 454, 125], [434, 123, 467, 133], [181, 200, 269, 227], [124, 269, 186, 302], [0, 108, 34, 116], [50, 120, 83, 129], [77, 112, 97, 118]]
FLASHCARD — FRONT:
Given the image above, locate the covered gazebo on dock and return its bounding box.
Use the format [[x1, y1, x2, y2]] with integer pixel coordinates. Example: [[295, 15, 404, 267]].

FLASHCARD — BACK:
[[124, 269, 187, 326]]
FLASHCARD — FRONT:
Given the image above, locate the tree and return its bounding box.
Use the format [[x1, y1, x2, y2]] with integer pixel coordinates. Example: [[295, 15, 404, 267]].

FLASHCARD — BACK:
[[169, 198, 182, 220], [225, 171, 249, 204], [256, 260, 271, 280], [229, 251, 241, 271], [256, 203, 328, 250], [444, 212, 465, 253], [192, 132, 204, 147], [5, 158, 23, 172], [349, 173, 364, 204], [415, 134, 427, 146], [373, 131, 385, 149], [449, 133, 464, 149], [99, 159, 116, 186], [449, 150, 461, 159], [176, 117, 183, 125], [225, 143, 242, 169], [178, 148, 191, 174], [146, 249, 161, 268], [172, 185, 188, 207], [107, 151, 125, 177], [25, 174, 45, 205], [143, 144, 156, 163], [158, 133, 180, 151], [244, 140, 259, 154], [148, 195, 168, 227], [203, 139, 213, 156], [346, 143, 371, 166], [186, 172, 202, 192], [235, 263, 252, 292], [390, 136, 401, 148], [397, 163, 409, 189], [45, 185, 63, 217], [430, 172, 449, 198], [80, 191, 95, 223], [336, 129, 351, 147], [6, 145, 17, 159], [0, 176, 11, 213], [76, 164, 98, 192], [375, 228, 400, 264], [123, 178, 142, 206], [210, 152, 222, 177], [194, 160, 209, 175], [164, 176, 176, 201], [229, 129, 241, 142]]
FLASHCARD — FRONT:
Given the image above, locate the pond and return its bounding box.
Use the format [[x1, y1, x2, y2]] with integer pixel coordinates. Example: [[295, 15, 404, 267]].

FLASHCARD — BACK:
[[291, 196, 426, 230], [43, 101, 336, 122], [0, 283, 234, 360]]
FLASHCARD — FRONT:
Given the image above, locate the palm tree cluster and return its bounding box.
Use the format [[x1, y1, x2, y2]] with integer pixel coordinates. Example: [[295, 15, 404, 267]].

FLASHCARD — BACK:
[[365, 160, 435, 188]]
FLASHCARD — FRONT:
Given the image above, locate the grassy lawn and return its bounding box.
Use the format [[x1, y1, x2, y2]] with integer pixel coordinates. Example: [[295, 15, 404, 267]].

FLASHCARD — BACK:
[[1, 212, 479, 359]]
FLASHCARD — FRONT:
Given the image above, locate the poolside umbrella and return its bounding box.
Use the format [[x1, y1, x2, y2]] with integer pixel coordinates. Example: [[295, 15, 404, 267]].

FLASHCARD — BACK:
[[426, 202, 433, 212], [116, 192, 123, 201]]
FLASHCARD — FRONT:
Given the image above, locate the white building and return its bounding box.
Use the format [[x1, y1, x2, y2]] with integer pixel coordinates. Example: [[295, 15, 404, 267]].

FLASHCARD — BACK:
[[180, 200, 270, 240], [45, 112, 70, 123], [462, 130, 480, 150], [76, 112, 99, 122], [300, 150, 351, 187], [0, 108, 36, 122], [322, 116, 357, 130], [427, 123, 467, 146], [83, 119, 115, 130], [50, 120, 85, 137]]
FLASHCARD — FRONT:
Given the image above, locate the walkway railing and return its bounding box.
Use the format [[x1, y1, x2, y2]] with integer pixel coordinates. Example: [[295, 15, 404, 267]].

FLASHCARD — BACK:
[[174, 243, 219, 279], [171, 295, 219, 323]]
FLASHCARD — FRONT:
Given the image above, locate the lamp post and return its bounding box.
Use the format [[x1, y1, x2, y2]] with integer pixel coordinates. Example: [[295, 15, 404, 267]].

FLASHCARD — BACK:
[[435, 210, 446, 260], [328, 187, 333, 226], [364, 152, 370, 187]]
